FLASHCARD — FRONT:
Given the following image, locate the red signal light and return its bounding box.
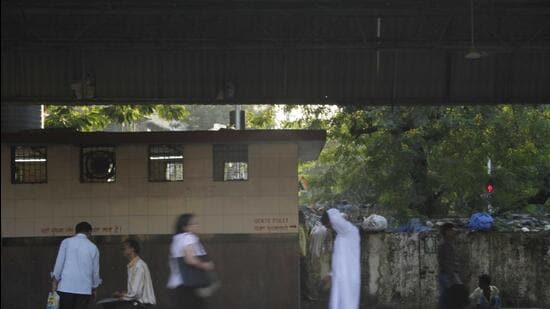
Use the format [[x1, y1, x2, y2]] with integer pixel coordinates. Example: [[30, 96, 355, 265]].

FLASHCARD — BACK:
[[487, 182, 494, 193]]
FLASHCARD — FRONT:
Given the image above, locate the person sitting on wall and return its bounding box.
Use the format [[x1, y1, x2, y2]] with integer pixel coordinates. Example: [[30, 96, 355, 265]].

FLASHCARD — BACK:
[[469, 274, 501, 309], [108, 239, 156, 308]]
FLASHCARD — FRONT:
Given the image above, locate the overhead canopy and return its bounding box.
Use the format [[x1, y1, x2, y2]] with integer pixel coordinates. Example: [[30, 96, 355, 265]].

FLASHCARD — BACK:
[[2, 0, 549, 105]]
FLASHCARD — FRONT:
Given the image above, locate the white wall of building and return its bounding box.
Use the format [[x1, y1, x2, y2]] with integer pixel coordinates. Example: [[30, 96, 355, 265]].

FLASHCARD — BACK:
[[1, 143, 299, 237]]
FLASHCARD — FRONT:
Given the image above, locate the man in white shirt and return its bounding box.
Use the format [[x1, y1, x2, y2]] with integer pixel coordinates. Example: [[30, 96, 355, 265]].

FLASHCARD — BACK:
[[51, 222, 102, 309], [112, 239, 156, 308], [321, 209, 361, 309], [469, 274, 502, 309]]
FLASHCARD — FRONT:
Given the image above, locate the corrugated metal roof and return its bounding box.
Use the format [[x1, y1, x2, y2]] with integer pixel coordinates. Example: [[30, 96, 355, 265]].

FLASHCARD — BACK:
[[2, 50, 548, 105], [1, 0, 549, 105]]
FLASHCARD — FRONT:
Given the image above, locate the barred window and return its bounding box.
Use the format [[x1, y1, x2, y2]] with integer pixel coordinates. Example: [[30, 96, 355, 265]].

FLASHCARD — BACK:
[[80, 146, 116, 183], [213, 144, 248, 181], [149, 145, 184, 182], [11, 146, 47, 184]]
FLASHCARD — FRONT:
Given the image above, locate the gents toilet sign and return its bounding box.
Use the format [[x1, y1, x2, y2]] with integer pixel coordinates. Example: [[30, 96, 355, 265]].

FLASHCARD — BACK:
[[253, 216, 297, 233]]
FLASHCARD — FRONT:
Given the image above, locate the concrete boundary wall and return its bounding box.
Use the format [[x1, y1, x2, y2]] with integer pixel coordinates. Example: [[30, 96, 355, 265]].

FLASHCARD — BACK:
[[361, 231, 550, 308], [2, 232, 548, 309]]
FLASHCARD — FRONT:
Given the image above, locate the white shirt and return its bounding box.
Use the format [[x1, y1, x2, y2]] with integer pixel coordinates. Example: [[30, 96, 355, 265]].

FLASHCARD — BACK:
[[166, 232, 206, 289], [309, 224, 329, 258], [51, 233, 102, 295], [123, 257, 156, 305], [328, 209, 361, 309], [470, 286, 501, 307]]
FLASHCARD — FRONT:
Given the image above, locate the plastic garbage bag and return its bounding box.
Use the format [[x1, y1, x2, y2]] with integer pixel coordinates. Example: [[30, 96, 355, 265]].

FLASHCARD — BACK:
[[361, 215, 388, 232], [468, 212, 494, 231], [46, 292, 59, 309]]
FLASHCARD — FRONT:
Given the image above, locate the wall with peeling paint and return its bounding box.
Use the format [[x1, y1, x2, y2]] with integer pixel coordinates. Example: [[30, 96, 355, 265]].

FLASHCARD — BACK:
[[360, 231, 550, 308]]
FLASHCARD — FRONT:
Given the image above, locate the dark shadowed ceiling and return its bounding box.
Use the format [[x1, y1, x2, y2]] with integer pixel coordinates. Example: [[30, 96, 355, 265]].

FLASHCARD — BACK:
[[2, 0, 549, 105]]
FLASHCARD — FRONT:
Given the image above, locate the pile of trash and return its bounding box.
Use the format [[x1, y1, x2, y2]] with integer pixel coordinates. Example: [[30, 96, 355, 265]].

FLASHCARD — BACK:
[[492, 213, 550, 232], [393, 213, 550, 233], [300, 202, 550, 233]]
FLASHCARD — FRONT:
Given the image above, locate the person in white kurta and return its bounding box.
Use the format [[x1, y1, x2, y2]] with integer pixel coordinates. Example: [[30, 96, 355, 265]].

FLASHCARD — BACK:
[[322, 208, 361, 309]]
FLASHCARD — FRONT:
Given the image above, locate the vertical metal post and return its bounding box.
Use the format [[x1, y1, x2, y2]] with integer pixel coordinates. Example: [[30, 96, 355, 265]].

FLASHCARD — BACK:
[[41, 105, 45, 129], [235, 105, 241, 130]]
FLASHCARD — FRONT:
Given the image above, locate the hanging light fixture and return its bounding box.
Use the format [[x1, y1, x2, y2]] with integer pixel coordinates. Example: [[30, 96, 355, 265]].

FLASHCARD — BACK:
[[465, 0, 485, 59]]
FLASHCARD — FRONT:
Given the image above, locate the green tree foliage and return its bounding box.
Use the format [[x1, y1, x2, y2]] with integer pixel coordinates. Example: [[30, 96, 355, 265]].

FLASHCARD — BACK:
[[45, 105, 189, 131], [45, 104, 276, 131], [154, 104, 190, 122], [246, 105, 277, 129], [44, 106, 110, 131], [282, 105, 335, 129], [295, 105, 550, 218]]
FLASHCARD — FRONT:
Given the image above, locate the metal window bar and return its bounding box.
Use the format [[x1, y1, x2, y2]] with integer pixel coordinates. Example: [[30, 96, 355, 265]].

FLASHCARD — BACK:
[[149, 144, 184, 182], [80, 146, 116, 183], [11, 146, 47, 184], [213, 144, 248, 181], [224, 162, 248, 181]]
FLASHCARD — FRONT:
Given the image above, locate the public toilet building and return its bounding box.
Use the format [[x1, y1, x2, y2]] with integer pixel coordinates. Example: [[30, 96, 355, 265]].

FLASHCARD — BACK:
[[1, 129, 326, 309]]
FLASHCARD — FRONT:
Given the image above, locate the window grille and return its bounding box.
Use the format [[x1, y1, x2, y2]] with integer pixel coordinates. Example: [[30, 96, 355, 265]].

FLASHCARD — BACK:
[[149, 144, 184, 182], [213, 144, 248, 181], [80, 146, 116, 183], [11, 146, 47, 184]]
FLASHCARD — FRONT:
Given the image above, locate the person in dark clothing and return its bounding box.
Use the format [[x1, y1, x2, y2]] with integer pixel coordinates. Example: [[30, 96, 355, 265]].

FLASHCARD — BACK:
[[437, 223, 468, 309]]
